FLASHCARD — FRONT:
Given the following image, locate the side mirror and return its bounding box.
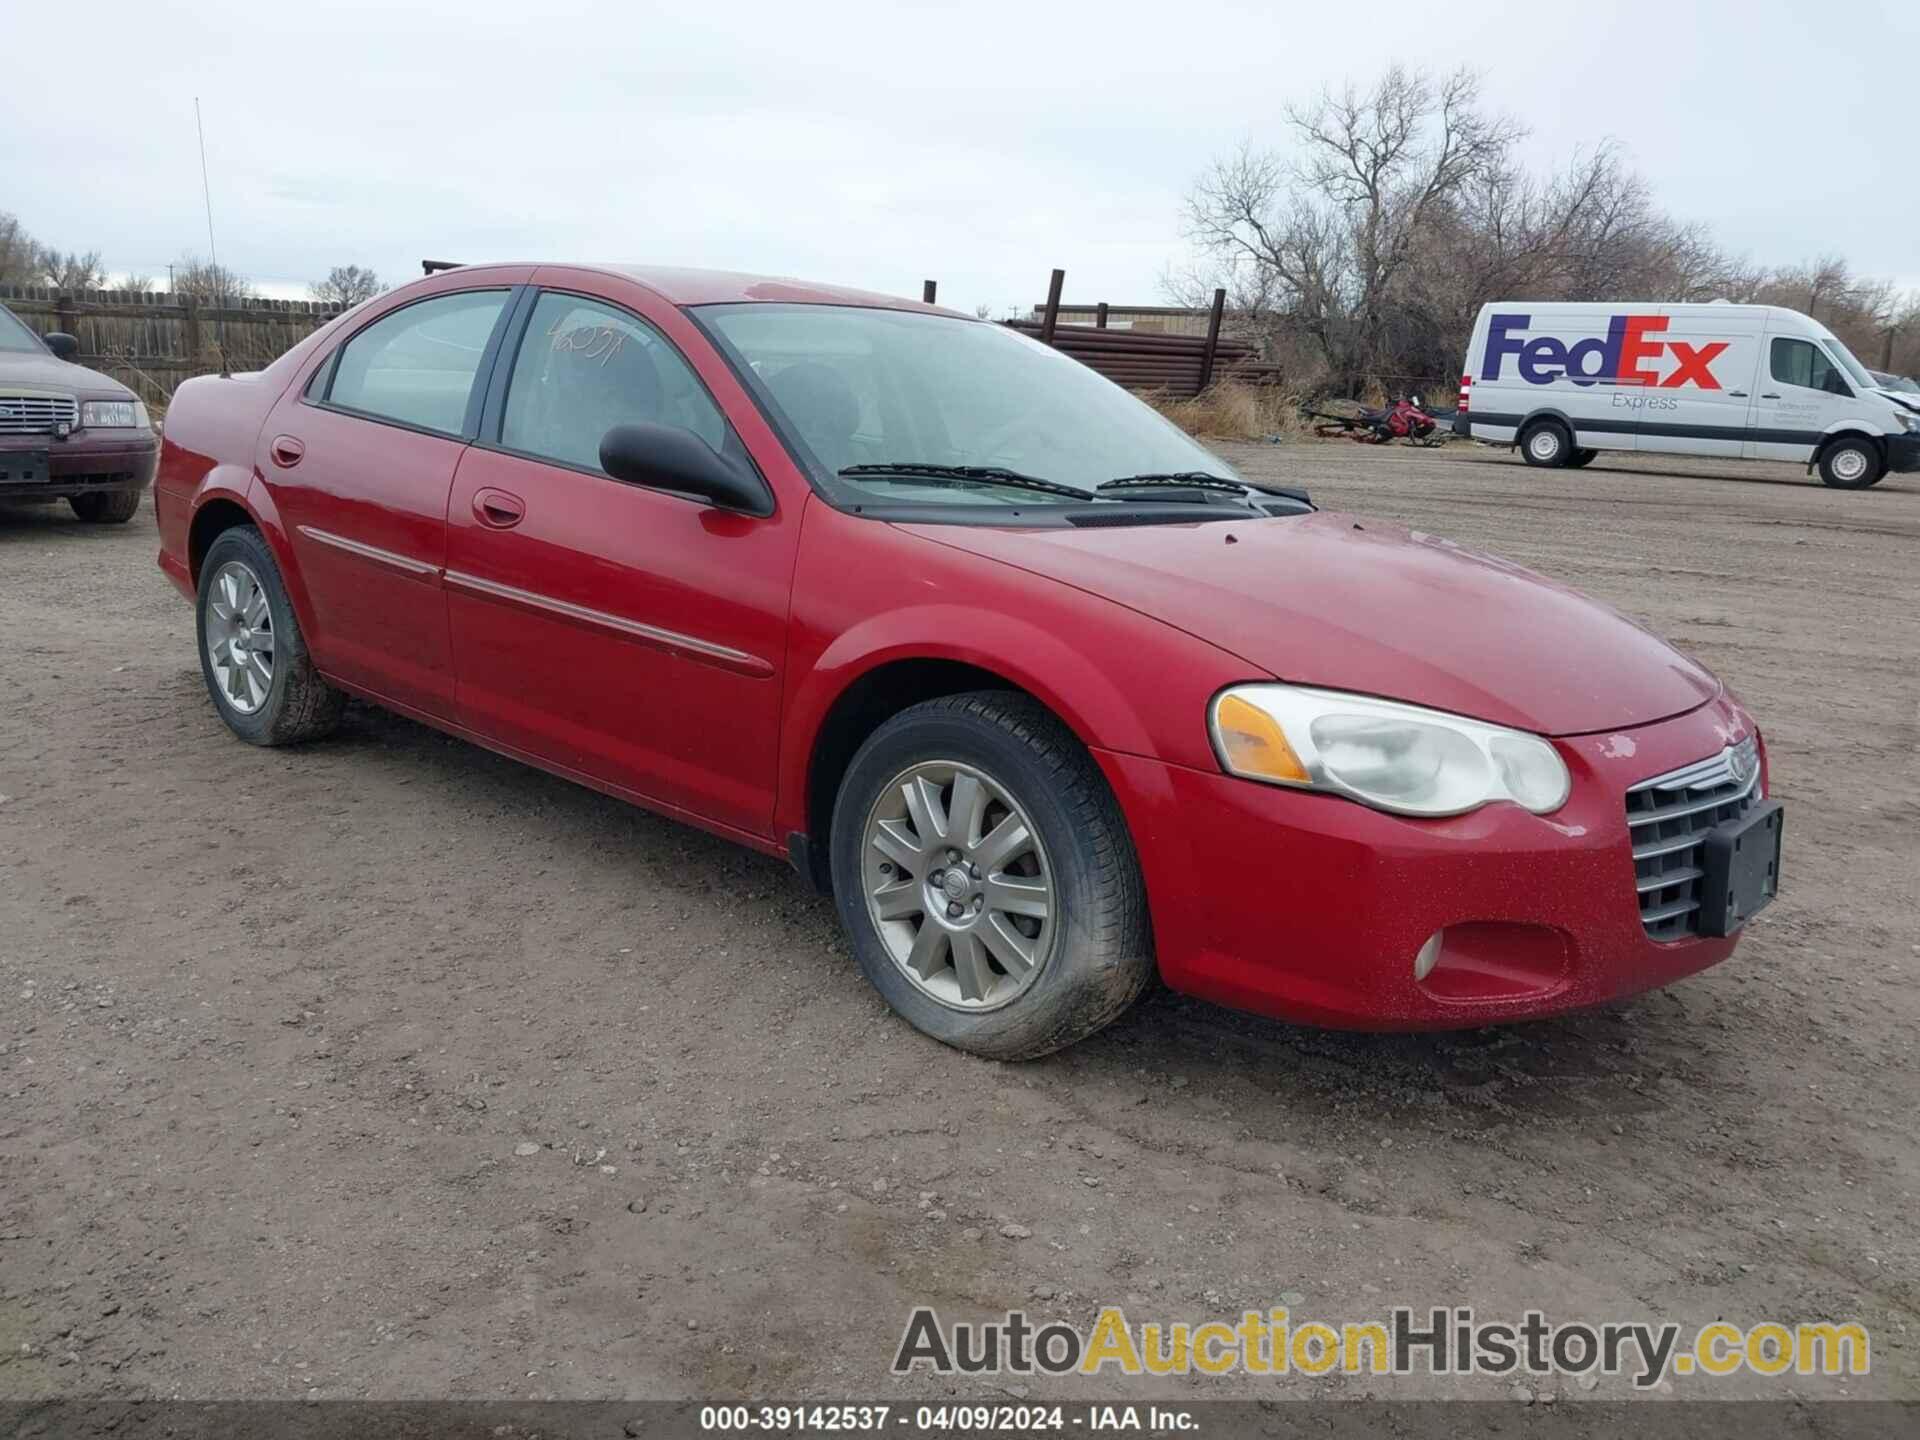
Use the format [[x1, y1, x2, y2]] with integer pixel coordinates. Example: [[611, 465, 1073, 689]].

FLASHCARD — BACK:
[[599, 422, 768, 513], [44, 331, 79, 361]]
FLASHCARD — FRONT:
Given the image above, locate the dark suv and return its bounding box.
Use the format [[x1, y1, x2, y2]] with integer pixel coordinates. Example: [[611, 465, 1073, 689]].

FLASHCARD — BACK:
[[0, 301, 159, 523]]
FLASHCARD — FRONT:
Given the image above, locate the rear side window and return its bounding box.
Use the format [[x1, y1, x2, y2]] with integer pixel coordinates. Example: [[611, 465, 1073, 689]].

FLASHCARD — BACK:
[[325, 290, 509, 435], [499, 292, 727, 474], [1770, 337, 1851, 397]]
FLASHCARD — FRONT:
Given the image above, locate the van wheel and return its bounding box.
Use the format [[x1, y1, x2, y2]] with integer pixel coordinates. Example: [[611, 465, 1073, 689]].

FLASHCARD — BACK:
[[829, 692, 1154, 1060], [1567, 448, 1598, 468], [1817, 438, 1884, 489], [1519, 420, 1571, 468]]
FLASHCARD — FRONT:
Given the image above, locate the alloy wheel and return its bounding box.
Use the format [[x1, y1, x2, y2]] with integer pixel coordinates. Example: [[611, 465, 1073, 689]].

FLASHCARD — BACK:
[[204, 560, 276, 715], [861, 759, 1056, 1012]]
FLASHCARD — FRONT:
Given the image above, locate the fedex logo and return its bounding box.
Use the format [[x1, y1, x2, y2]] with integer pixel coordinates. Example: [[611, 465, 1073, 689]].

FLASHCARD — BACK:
[[1484, 313, 1727, 390]]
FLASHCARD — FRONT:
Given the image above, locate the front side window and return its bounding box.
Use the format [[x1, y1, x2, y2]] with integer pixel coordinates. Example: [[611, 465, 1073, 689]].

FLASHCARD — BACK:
[[698, 304, 1243, 511], [325, 290, 508, 435], [500, 293, 727, 473], [1770, 337, 1851, 397]]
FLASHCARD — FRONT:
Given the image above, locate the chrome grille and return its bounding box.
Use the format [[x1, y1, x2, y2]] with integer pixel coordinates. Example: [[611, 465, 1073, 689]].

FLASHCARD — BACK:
[[0, 393, 78, 435], [1625, 737, 1761, 941]]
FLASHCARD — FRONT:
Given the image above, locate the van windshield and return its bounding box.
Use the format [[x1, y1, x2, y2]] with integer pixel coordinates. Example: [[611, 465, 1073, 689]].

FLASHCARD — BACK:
[[696, 304, 1243, 508], [1822, 335, 1877, 392]]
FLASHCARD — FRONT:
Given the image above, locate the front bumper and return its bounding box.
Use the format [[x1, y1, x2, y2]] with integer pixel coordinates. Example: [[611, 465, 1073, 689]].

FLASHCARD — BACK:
[[1096, 692, 1761, 1029], [1883, 432, 1920, 473], [0, 431, 159, 499]]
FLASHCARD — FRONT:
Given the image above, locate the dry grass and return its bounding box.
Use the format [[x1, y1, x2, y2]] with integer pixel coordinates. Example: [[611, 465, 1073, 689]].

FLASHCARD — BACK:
[[1144, 381, 1307, 441]]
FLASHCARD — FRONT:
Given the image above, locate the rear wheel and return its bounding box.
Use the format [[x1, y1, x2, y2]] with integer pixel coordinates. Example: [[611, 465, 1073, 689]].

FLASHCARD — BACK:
[[830, 692, 1154, 1059], [69, 488, 142, 523], [1817, 438, 1884, 489], [195, 526, 346, 745], [1518, 420, 1571, 468], [1567, 447, 1598, 468]]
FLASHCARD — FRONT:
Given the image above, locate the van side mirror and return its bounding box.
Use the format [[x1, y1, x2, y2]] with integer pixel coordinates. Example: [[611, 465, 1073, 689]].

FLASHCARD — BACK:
[[599, 422, 768, 513], [44, 331, 79, 361]]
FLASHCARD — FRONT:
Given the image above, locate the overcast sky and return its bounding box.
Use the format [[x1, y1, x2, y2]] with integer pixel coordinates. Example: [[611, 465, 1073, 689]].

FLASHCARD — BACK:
[[4, 0, 1914, 311]]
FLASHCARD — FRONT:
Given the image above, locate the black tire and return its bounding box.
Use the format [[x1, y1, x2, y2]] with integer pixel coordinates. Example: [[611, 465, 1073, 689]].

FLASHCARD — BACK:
[[195, 525, 346, 746], [1567, 448, 1598, 468], [829, 692, 1154, 1060], [69, 488, 142, 523], [1817, 437, 1885, 489], [1518, 419, 1572, 468]]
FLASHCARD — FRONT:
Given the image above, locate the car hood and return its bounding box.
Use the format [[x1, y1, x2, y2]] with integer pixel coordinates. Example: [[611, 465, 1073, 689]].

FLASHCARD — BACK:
[[0, 349, 132, 399], [900, 511, 1719, 736]]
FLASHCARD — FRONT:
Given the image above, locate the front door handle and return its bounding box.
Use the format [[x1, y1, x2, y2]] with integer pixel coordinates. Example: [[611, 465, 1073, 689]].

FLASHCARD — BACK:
[[270, 435, 305, 468], [1760, 393, 1781, 400], [472, 487, 525, 529]]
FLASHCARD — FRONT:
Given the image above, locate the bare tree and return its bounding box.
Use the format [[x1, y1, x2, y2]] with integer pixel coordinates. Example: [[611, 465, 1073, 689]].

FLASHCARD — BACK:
[[1183, 67, 1523, 390], [172, 254, 255, 305], [0, 212, 41, 286], [40, 249, 106, 290], [310, 264, 383, 308]]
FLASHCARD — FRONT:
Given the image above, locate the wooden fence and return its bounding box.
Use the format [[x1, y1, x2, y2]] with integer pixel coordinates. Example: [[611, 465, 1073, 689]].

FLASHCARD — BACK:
[[0, 286, 342, 411]]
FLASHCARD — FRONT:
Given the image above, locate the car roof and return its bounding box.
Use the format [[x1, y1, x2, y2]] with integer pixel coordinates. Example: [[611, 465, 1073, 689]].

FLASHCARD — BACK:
[[514, 263, 964, 315]]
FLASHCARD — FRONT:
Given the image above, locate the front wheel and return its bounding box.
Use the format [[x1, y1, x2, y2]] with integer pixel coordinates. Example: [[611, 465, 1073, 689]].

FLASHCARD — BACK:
[[195, 525, 347, 745], [1818, 438, 1885, 489], [69, 489, 142, 523], [1518, 420, 1571, 468], [829, 692, 1154, 1059]]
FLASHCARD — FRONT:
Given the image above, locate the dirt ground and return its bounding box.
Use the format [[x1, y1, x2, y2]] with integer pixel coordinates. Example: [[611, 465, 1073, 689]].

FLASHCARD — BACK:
[[1, 442, 1915, 1405]]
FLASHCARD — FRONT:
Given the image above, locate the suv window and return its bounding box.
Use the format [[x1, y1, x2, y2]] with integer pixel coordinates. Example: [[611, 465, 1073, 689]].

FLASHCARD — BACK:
[[1771, 337, 1851, 397], [325, 290, 508, 434], [500, 293, 727, 474]]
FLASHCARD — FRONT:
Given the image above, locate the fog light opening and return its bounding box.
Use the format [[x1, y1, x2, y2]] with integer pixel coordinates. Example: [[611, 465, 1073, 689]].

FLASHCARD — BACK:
[[1412, 931, 1443, 982]]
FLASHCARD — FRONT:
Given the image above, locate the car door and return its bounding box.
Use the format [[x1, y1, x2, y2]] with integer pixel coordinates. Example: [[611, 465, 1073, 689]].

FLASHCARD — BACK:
[[264, 282, 521, 719], [1746, 331, 1852, 462], [443, 284, 798, 838]]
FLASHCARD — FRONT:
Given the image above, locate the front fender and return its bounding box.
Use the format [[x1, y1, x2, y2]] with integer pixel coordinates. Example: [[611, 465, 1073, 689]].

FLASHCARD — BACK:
[[774, 505, 1261, 842]]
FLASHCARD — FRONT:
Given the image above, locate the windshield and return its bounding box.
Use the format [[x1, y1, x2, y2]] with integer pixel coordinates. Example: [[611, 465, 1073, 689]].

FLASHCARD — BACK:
[[1886, 374, 1920, 395], [0, 305, 45, 354], [697, 304, 1240, 506], [1821, 334, 1877, 392]]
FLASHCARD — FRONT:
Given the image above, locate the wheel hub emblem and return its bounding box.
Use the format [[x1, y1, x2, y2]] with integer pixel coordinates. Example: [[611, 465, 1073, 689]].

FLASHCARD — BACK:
[[942, 870, 970, 901]]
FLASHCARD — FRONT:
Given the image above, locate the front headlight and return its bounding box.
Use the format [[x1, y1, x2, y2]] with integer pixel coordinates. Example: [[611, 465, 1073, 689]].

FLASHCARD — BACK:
[[80, 400, 150, 430], [1897, 411, 1920, 433], [1210, 684, 1571, 818]]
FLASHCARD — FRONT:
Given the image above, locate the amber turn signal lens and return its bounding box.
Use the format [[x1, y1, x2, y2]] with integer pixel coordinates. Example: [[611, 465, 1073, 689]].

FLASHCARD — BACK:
[[1213, 692, 1310, 784]]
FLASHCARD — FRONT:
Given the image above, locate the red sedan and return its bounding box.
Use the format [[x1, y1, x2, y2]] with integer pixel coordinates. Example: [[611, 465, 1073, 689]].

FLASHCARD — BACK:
[[153, 264, 1783, 1057]]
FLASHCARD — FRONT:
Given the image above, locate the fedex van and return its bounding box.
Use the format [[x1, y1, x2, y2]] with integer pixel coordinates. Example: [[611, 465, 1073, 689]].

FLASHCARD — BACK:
[[1454, 302, 1920, 489]]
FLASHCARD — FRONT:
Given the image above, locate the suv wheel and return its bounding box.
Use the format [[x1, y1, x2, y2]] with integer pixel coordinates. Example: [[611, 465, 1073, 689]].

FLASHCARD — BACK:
[[69, 489, 142, 524], [1519, 420, 1571, 468], [830, 692, 1154, 1059], [196, 526, 347, 745], [1818, 438, 1884, 489]]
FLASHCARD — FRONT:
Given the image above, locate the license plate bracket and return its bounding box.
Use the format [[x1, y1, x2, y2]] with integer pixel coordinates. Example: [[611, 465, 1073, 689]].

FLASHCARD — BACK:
[[1699, 799, 1783, 937], [0, 448, 50, 485]]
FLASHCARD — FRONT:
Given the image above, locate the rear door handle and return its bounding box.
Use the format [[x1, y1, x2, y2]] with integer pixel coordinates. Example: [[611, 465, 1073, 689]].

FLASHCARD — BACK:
[[1728, 390, 1748, 398], [269, 435, 305, 467], [472, 487, 525, 529]]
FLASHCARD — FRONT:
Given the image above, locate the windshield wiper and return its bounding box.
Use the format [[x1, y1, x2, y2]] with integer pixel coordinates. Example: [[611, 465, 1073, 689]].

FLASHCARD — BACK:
[[1098, 472, 1315, 507], [839, 463, 1093, 501], [1096, 472, 1250, 496]]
